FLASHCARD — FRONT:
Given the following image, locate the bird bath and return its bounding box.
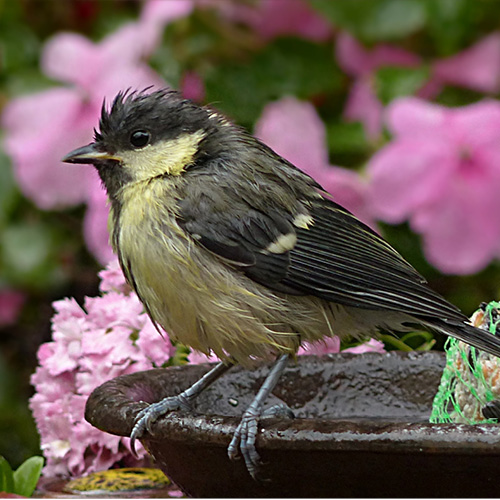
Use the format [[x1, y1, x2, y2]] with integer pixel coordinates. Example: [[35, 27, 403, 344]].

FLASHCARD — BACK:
[[85, 352, 500, 497]]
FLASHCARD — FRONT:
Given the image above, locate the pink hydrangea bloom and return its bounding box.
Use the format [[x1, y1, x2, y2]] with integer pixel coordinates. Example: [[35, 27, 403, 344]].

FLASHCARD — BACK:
[[367, 97, 500, 275], [30, 259, 175, 479], [254, 96, 375, 227], [336, 32, 421, 140]]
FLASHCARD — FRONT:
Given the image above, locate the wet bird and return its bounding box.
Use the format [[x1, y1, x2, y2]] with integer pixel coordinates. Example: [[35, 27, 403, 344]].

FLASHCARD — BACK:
[[63, 89, 500, 478]]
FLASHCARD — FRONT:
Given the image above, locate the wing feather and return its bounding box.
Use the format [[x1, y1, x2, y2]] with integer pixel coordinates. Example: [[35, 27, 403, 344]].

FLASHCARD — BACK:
[[178, 184, 467, 323]]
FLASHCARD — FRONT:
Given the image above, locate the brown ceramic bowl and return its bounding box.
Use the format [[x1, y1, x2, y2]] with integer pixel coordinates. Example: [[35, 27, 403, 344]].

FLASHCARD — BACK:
[[86, 352, 500, 497]]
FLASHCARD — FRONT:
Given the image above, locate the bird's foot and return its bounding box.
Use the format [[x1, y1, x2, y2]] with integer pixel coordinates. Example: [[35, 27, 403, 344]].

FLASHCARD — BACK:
[[227, 403, 294, 480], [262, 403, 295, 420], [130, 394, 192, 456], [228, 405, 262, 479]]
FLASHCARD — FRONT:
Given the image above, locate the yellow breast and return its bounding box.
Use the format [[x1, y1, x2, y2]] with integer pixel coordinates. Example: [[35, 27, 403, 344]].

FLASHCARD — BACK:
[[110, 178, 337, 366]]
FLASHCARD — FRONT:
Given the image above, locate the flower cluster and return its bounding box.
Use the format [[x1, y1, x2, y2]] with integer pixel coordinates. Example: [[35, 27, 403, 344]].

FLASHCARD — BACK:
[[29, 260, 174, 478], [368, 98, 500, 274]]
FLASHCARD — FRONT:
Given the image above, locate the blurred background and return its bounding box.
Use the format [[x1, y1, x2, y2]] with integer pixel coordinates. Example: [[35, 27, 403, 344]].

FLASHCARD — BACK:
[[2, 0, 500, 477]]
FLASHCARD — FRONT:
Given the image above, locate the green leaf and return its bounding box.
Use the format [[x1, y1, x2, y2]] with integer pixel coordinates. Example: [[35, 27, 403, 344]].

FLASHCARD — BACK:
[[13, 456, 43, 497], [312, 0, 427, 42], [424, 0, 482, 56], [0, 456, 14, 494], [374, 66, 430, 105], [0, 221, 66, 290], [326, 120, 368, 156], [205, 38, 342, 126], [0, 151, 21, 227]]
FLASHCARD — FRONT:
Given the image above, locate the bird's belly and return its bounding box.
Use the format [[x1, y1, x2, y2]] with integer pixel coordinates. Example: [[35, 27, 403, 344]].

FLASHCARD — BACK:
[[116, 214, 339, 365]]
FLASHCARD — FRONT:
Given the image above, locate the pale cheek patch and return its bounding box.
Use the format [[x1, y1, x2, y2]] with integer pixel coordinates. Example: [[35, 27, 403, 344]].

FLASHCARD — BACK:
[[120, 130, 206, 181]]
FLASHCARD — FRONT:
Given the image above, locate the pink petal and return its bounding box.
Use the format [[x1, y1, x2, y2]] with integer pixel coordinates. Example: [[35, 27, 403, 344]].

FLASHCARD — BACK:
[[336, 32, 420, 76], [344, 339, 385, 354], [249, 0, 332, 41], [433, 33, 500, 93], [41, 32, 96, 87], [414, 171, 500, 274], [181, 71, 205, 102], [298, 336, 340, 356], [142, 0, 194, 23], [93, 63, 165, 103], [335, 32, 372, 76], [370, 44, 421, 69], [188, 350, 220, 364], [368, 140, 453, 223], [343, 79, 383, 140], [83, 176, 114, 264], [2, 88, 95, 209], [254, 96, 328, 175], [100, 22, 152, 67], [386, 97, 449, 138], [449, 99, 500, 148], [219, 0, 331, 42]]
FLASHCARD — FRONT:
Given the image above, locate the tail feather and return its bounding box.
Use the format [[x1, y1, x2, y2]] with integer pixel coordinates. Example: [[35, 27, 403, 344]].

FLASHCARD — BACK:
[[428, 320, 500, 358]]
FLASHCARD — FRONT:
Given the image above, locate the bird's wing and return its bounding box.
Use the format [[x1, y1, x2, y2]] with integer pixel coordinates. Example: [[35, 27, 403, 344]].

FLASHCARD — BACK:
[[178, 194, 466, 322]]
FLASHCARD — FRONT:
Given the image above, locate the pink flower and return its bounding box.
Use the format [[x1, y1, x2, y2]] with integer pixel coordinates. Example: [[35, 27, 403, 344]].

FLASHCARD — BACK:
[[432, 33, 500, 94], [367, 97, 500, 274], [2, 88, 95, 209], [2, 0, 193, 263], [297, 336, 340, 356], [181, 70, 205, 102], [141, 0, 195, 53], [30, 259, 176, 479], [336, 32, 421, 140], [254, 96, 375, 227], [343, 338, 385, 354], [187, 350, 220, 365], [98, 258, 130, 294], [217, 0, 332, 42]]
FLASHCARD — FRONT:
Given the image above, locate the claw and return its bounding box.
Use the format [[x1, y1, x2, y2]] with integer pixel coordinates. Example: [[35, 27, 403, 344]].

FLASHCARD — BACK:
[[129, 395, 191, 456], [226, 354, 290, 480], [228, 407, 262, 479], [262, 403, 295, 420]]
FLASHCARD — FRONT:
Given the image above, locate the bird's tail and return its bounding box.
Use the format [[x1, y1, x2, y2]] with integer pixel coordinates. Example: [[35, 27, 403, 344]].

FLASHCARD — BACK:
[[427, 319, 500, 358]]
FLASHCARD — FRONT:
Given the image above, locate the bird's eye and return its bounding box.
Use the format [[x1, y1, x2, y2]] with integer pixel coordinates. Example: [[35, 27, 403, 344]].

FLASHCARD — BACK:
[[130, 130, 150, 148]]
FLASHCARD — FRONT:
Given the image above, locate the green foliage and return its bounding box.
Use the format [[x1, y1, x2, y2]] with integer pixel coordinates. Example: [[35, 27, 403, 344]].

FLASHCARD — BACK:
[[380, 331, 436, 351], [0, 353, 40, 471], [312, 0, 427, 42], [375, 66, 430, 105], [205, 38, 342, 126], [0, 456, 43, 497]]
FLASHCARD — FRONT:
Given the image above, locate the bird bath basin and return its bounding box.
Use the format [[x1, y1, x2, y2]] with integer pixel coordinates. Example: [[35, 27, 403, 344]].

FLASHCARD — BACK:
[[85, 352, 500, 497]]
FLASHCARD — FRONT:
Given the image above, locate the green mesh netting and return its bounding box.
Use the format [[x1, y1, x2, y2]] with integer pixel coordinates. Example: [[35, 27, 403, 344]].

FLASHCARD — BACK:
[[430, 301, 500, 424]]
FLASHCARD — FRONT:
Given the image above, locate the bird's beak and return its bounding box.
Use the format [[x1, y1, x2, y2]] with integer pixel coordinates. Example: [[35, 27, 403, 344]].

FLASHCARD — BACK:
[[62, 143, 122, 164]]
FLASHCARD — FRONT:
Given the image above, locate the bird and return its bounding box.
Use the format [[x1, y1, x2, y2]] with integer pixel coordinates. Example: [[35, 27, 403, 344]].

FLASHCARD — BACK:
[[63, 88, 500, 479]]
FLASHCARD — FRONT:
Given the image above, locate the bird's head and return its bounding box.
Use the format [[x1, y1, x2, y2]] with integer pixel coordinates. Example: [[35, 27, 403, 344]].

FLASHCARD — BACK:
[[63, 89, 221, 196]]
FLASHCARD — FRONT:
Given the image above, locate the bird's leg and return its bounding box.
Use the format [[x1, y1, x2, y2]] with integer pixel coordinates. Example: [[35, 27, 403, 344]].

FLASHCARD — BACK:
[[228, 353, 290, 479], [130, 360, 232, 455]]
